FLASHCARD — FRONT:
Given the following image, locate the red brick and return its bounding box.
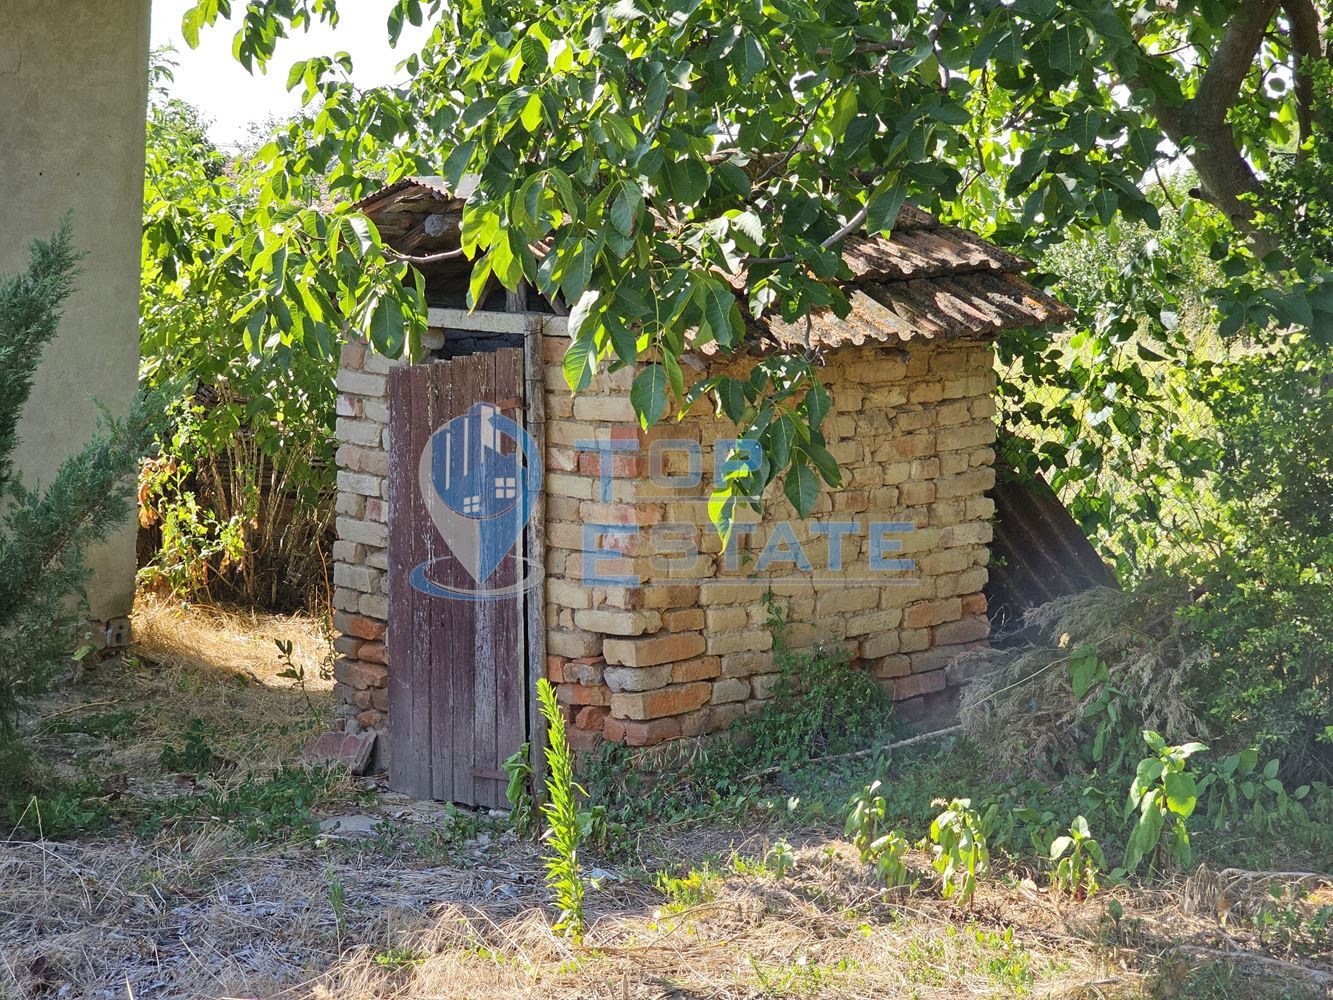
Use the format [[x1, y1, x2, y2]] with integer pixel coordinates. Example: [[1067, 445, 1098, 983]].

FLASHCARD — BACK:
[[358, 641, 388, 665], [603, 632, 706, 668], [872, 654, 912, 679], [890, 670, 947, 700], [566, 727, 603, 752], [574, 705, 611, 731], [604, 715, 682, 746], [610, 681, 711, 720], [333, 611, 386, 641], [902, 597, 962, 630], [662, 608, 706, 632], [909, 643, 967, 674], [546, 655, 568, 683], [933, 614, 989, 646], [332, 635, 363, 658], [334, 658, 387, 691], [556, 682, 612, 707], [671, 655, 721, 683], [962, 592, 988, 616], [578, 452, 644, 478], [354, 709, 383, 729]]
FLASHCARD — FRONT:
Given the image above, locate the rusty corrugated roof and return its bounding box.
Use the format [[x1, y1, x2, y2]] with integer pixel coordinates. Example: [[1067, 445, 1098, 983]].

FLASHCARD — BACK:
[[357, 177, 1072, 345]]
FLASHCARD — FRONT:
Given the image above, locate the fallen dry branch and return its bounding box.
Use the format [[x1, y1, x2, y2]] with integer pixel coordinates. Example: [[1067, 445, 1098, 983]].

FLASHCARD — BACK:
[[740, 724, 962, 782]]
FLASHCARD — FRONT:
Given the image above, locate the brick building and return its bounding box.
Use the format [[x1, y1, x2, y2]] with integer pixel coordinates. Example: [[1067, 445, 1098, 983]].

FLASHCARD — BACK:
[[331, 178, 1069, 805]]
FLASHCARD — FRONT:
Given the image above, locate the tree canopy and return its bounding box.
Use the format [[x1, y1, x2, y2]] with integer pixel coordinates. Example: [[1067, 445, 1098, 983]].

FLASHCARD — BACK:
[[179, 0, 1332, 522]]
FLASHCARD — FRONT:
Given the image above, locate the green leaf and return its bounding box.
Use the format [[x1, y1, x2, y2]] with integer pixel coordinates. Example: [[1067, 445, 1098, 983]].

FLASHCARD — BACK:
[[1049, 835, 1073, 860], [567, 288, 602, 340], [702, 282, 740, 348], [441, 140, 477, 189], [802, 441, 841, 487], [717, 378, 747, 421], [784, 461, 820, 516], [609, 181, 640, 237], [1069, 650, 1100, 699], [737, 35, 765, 83], [665, 157, 708, 205], [562, 332, 597, 392], [866, 182, 907, 235], [1163, 771, 1197, 817], [768, 413, 795, 470], [1047, 23, 1086, 74], [631, 364, 669, 426], [367, 294, 405, 356]]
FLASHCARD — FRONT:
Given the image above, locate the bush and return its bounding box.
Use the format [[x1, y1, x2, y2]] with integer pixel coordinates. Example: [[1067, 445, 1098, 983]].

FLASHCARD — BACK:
[[0, 223, 156, 732], [1182, 341, 1332, 770], [138, 83, 336, 611]]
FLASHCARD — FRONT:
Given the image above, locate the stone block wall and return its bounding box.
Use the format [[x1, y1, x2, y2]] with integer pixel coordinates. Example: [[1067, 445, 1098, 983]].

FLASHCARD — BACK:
[[540, 331, 998, 749], [331, 320, 998, 758]]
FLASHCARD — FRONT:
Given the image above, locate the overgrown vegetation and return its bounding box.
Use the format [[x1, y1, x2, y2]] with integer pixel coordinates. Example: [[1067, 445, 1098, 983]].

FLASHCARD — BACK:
[[137, 60, 338, 611]]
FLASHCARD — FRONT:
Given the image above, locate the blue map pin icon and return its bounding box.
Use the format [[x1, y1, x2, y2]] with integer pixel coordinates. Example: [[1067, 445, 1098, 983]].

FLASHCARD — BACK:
[[417, 402, 541, 588]]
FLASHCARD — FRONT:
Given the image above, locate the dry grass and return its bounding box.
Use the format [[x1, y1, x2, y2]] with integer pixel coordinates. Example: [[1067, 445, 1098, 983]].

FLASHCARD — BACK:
[[128, 594, 336, 766], [19, 596, 337, 795], [2, 827, 1327, 999]]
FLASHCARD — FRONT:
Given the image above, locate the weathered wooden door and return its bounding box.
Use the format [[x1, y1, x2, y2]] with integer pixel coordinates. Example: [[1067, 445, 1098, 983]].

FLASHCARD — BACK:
[[386, 348, 530, 808]]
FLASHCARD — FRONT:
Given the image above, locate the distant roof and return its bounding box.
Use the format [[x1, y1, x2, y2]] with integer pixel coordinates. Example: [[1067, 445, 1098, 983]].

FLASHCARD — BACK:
[[355, 177, 1071, 347]]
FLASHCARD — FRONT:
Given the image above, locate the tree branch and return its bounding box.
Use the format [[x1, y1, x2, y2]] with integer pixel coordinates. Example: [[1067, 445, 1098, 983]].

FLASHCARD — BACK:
[[1193, 0, 1280, 128], [1280, 0, 1325, 143]]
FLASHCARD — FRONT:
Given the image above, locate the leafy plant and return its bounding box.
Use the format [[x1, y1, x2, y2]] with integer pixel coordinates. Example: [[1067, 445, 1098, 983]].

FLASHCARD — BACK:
[[536, 678, 585, 939], [1122, 731, 1208, 874], [502, 742, 537, 840], [844, 780, 915, 889], [1048, 816, 1104, 899], [929, 798, 991, 905], [159, 718, 215, 776], [765, 838, 795, 879], [1198, 749, 1312, 834]]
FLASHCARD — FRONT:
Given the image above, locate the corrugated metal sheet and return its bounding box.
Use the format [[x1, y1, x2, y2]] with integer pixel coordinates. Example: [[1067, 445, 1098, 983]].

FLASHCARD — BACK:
[[984, 461, 1119, 635], [357, 177, 1073, 347]]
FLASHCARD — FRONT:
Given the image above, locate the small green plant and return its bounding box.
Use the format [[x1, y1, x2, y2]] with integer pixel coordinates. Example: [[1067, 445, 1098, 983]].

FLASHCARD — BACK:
[[159, 718, 214, 775], [1122, 730, 1207, 874], [929, 797, 990, 905], [373, 945, 427, 969], [327, 861, 347, 939], [274, 637, 327, 711], [536, 678, 585, 939], [1198, 748, 1311, 833], [148, 764, 341, 842], [844, 781, 912, 887], [654, 865, 719, 909], [502, 742, 536, 839], [3, 789, 112, 839], [765, 838, 795, 878], [845, 780, 888, 860], [1048, 815, 1104, 899], [1252, 884, 1333, 958]]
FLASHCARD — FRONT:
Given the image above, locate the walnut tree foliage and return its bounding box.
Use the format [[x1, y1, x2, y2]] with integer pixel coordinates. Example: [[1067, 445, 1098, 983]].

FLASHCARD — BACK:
[[180, 0, 1333, 528], [0, 225, 159, 729]]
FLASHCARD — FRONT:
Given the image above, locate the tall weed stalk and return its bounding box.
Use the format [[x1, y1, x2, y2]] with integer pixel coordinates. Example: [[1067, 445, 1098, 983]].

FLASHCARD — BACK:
[[537, 679, 585, 939]]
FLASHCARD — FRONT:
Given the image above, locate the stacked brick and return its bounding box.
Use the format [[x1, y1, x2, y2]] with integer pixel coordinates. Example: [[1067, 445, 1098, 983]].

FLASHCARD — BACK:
[[330, 321, 999, 754], [539, 330, 997, 748], [329, 332, 440, 736]]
